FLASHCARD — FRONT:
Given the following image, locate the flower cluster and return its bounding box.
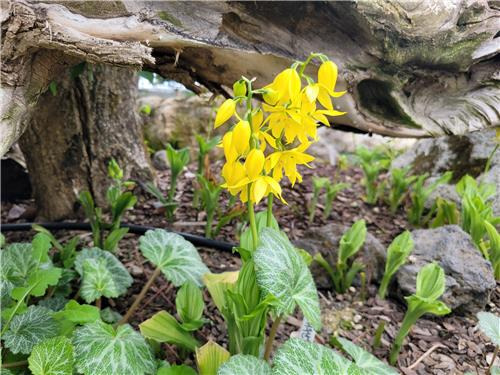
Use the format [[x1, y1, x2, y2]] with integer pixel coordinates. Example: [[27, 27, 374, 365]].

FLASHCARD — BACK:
[[214, 54, 345, 206]]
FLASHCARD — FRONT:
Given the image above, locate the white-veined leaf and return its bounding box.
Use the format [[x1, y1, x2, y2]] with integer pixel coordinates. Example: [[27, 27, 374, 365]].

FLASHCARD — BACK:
[[139, 230, 209, 287], [477, 311, 500, 346], [38, 296, 68, 312], [3, 306, 59, 354], [272, 338, 352, 375], [217, 354, 271, 375], [254, 229, 321, 330], [28, 336, 74, 375], [73, 321, 156, 375], [336, 337, 398, 375], [1, 243, 36, 286], [74, 248, 132, 303]]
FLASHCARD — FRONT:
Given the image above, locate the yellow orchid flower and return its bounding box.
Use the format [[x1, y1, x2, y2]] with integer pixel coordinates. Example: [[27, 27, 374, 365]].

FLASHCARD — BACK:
[[265, 143, 315, 186], [215, 99, 236, 128], [245, 149, 265, 179], [222, 132, 238, 163], [232, 120, 251, 155]]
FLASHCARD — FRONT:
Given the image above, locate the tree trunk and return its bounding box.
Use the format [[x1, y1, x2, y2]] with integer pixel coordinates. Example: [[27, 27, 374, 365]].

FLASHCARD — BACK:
[[1, 1, 499, 156], [19, 64, 153, 220]]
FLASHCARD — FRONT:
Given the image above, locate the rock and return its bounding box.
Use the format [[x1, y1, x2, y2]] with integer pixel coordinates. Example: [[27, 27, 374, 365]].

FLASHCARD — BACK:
[[396, 225, 496, 314], [152, 150, 168, 171], [392, 128, 500, 215], [308, 127, 415, 165], [138, 93, 223, 151], [294, 223, 386, 289]]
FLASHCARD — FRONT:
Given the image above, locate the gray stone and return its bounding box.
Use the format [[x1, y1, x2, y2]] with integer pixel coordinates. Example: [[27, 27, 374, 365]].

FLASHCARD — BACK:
[[152, 150, 168, 171], [396, 225, 496, 314], [392, 128, 500, 215], [294, 223, 386, 289]]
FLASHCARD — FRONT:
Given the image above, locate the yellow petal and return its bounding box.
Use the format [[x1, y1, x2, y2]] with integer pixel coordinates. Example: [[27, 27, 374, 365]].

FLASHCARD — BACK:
[[232, 121, 251, 155], [317, 87, 333, 110], [245, 149, 265, 180], [252, 178, 268, 203], [288, 69, 301, 104], [305, 84, 319, 102], [252, 109, 264, 132], [222, 132, 237, 162], [318, 60, 338, 95], [215, 99, 236, 128]]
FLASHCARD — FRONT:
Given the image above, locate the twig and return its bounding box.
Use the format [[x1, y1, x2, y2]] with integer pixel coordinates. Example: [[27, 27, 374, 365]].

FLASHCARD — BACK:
[[406, 343, 446, 371]]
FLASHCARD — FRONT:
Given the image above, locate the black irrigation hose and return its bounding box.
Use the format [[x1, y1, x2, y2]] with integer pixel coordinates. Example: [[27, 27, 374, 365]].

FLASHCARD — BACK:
[[0, 222, 236, 253]]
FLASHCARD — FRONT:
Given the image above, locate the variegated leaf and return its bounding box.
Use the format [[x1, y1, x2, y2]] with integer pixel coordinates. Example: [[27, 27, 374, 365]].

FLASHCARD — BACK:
[[272, 338, 352, 375], [74, 248, 132, 303], [254, 229, 321, 330], [73, 321, 155, 375], [3, 306, 58, 354], [337, 337, 398, 375], [28, 336, 74, 375], [218, 354, 271, 375], [139, 230, 209, 287]]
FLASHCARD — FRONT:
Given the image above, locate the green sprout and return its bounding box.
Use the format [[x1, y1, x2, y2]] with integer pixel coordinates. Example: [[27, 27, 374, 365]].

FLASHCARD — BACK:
[[308, 177, 329, 223], [323, 182, 350, 219], [355, 147, 391, 205], [407, 171, 452, 226], [378, 231, 413, 299], [387, 167, 416, 213], [429, 198, 460, 228], [389, 263, 451, 365], [79, 158, 136, 252], [314, 219, 367, 293], [146, 144, 190, 221], [197, 175, 222, 238]]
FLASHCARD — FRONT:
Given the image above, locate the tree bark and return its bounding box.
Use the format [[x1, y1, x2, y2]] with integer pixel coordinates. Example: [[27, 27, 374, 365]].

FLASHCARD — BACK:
[[19, 64, 153, 220], [1, 0, 499, 156]]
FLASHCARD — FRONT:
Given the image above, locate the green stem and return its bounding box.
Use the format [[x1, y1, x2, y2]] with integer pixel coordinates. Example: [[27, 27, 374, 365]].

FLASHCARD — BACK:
[[117, 267, 162, 326], [308, 191, 319, 223], [389, 312, 418, 365], [1, 283, 38, 336], [248, 186, 258, 250], [264, 315, 283, 361], [205, 211, 214, 238], [266, 194, 274, 227], [485, 144, 499, 174], [377, 275, 391, 300]]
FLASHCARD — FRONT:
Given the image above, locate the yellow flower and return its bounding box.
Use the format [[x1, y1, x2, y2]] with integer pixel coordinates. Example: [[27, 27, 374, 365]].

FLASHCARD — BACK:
[[263, 68, 301, 106], [250, 176, 285, 204], [245, 149, 265, 179], [265, 143, 315, 186], [232, 120, 251, 155], [222, 132, 238, 163], [215, 99, 236, 128], [318, 60, 346, 98], [221, 161, 246, 196]]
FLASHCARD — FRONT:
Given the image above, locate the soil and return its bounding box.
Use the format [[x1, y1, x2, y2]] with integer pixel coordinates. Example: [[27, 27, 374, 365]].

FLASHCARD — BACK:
[[2, 160, 499, 375]]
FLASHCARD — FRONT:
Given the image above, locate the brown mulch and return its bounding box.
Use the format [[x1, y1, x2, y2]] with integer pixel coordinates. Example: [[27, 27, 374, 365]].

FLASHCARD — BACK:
[[2, 160, 499, 374]]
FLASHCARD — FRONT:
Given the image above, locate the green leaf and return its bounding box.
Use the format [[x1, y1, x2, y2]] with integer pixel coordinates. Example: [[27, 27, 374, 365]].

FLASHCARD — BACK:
[[196, 341, 230, 375], [1, 243, 36, 286], [415, 262, 446, 301], [75, 248, 133, 303], [26, 268, 63, 297], [53, 300, 100, 325], [203, 271, 239, 314], [217, 354, 271, 375], [38, 296, 68, 312], [32, 233, 52, 264], [273, 338, 352, 375], [139, 230, 209, 287], [73, 321, 156, 375], [100, 307, 123, 324], [339, 220, 366, 265], [103, 227, 129, 252], [336, 337, 398, 375], [3, 306, 59, 354], [0, 233, 5, 248], [158, 365, 197, 375], [240, 211, 279, 252], [139, 311, 199, 351], [49, 81, 57, 96], [254, 229, 321, 330], [28, 336, 74, 375], [477, 311, 500, 346], [176, 281, 205, 330]]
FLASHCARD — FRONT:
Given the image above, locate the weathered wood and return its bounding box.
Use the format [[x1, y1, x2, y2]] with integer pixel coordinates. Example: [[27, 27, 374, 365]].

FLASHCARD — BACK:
[[1, 0, 499, 155], [18, 64, 153, 220]]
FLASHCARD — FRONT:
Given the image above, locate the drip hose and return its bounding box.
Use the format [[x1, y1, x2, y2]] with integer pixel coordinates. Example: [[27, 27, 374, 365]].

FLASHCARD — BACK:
[[0, 222, 236, 253]]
